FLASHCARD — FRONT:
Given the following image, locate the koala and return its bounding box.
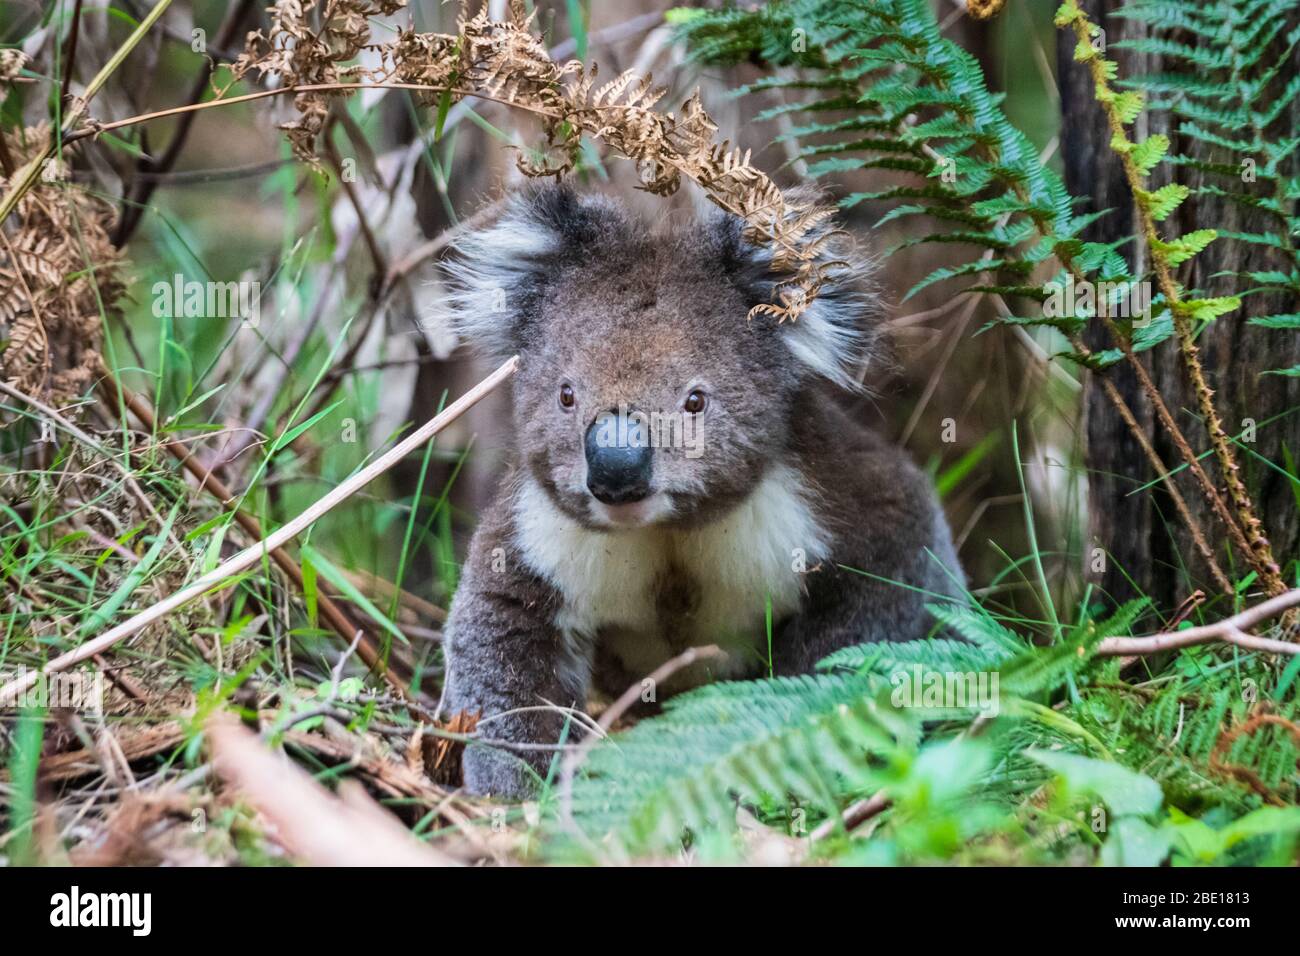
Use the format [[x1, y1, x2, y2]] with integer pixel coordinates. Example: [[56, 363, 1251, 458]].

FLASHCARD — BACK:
[[439, 184, 964, 798]]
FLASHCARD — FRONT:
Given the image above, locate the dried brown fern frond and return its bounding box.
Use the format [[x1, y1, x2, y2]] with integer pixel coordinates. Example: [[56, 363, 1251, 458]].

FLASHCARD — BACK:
[[966, 0, 1007, 20], [231, 0, 843, 323], [230, 0, 406, 164], [0, 124, 124, 408], [0, 49, 28, 85]]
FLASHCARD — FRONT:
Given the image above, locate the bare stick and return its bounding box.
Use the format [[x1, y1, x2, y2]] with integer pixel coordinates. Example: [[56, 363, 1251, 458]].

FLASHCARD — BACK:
[[1095, 589, 1300, 658], [207, 713, 455, 866], [810, 790, 891, 842], [0, 356, 518, 706]]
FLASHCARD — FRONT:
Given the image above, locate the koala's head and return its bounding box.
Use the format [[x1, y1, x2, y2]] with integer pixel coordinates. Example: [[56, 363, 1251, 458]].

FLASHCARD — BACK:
[[441, 183, 880, 531]]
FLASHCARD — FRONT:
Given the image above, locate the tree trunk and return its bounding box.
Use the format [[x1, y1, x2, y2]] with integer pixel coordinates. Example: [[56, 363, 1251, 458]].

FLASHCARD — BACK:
[[1059, 0, 1300, 612]]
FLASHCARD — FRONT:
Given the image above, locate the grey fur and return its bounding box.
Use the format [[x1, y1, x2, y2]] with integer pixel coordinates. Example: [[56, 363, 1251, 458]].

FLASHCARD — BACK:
[[440, 185, 964, 798]]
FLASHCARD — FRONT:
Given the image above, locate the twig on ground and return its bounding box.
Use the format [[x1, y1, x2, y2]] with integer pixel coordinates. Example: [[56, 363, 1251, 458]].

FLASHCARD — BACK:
[[207, 713, 456, 866], [810, 790, 891, 842]]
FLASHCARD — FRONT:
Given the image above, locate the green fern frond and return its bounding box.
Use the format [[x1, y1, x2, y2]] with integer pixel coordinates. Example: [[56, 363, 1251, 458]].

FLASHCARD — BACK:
[[817, 636, 1007, 675], [570, 674, 913, 851], [584, 0, 1300, 863]]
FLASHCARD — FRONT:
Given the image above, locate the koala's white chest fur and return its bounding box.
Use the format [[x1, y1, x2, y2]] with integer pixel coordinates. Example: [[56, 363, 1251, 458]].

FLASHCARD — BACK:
[[512, 466, 830, 689]]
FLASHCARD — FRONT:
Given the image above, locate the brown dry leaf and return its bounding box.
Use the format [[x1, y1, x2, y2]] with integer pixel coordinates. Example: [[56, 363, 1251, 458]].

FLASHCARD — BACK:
[[230, 0, 842, 323], [0, 49, 28, 85], [230, 0, 407, 169], [208, 713, 456, 866], [70, 792, 198, 867], [0, 124, 123, 409], [422, 709, 478, 787], [967, 0, 1008, 20]]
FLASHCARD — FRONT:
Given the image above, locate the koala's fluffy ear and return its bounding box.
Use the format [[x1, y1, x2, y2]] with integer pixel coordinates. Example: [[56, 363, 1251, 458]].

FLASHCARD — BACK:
[[710, 192, 881, 390], [438, 183, 628, 360]]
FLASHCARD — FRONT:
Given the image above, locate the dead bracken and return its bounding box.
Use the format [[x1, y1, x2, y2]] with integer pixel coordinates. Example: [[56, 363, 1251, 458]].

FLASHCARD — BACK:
[[229, 0, 843, 325], [0, 124, 124, 408]]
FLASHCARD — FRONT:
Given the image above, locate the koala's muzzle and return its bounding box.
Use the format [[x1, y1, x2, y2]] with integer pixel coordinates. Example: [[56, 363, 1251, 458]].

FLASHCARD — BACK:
[[585, 410, 653, 505]]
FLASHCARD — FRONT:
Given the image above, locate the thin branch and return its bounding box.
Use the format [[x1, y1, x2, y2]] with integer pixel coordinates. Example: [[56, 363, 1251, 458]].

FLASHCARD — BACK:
[[56, 78, 812, 274], [60, 82, 564, 147], [58, 0, 84, 113], [0, 0, 175, 225], [1090, 359, 1233, 595], [113, 0, 256, 246], [381, 199, 504, 299], [323, 123, 387, 279], [1095, 589, 1300, 657]]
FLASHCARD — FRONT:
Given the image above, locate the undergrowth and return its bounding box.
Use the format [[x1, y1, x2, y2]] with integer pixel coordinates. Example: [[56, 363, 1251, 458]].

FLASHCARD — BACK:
[[0, 0, 1297, 867]]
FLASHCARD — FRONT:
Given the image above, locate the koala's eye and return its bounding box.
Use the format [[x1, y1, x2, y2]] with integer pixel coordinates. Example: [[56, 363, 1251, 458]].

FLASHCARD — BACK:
[[683, 390, 707, 415], [558, 383, 576, 409]]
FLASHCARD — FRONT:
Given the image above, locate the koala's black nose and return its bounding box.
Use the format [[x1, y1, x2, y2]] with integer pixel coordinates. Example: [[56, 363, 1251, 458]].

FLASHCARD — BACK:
[[585, 410, 653, 505]]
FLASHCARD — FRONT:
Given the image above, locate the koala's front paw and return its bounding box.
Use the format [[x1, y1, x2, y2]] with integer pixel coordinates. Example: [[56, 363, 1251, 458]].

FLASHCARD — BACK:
[[462, 743, 542, 800]]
